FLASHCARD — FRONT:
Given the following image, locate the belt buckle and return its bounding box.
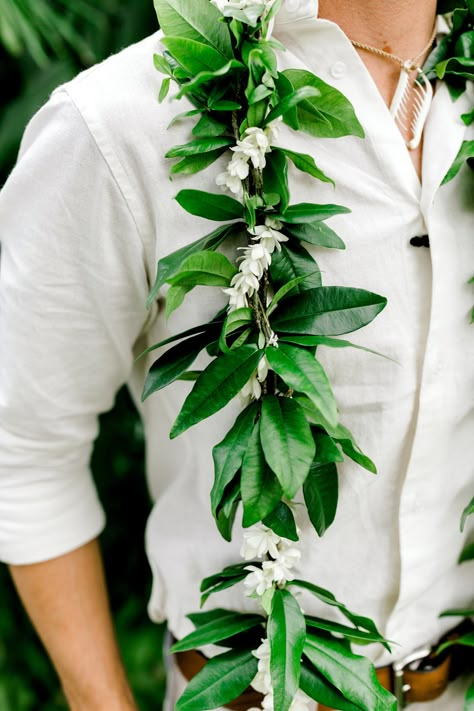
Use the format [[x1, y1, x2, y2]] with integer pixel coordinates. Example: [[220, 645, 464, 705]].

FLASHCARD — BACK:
[[392, 646, 432, 708]]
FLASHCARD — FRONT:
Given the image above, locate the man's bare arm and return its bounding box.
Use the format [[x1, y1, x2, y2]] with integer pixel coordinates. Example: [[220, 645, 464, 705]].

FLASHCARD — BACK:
[[9, 539, 138, 711]]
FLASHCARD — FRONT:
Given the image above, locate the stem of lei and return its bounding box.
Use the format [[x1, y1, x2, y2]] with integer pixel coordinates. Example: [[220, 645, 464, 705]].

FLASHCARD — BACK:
[[139, 0, 434, 709]]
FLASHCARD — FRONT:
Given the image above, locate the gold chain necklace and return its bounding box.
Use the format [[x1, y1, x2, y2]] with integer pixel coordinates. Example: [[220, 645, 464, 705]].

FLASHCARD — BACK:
[[351, 24, 438, 150]]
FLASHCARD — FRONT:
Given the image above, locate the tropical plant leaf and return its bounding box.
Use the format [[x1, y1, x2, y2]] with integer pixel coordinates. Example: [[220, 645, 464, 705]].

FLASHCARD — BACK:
[[176, 59, 245, 97], [167, 250, 237, 288], [260, 395, 315, 497], [211, 402, 258, 517], [166, 136, 233, 157], [271, 286, 387, 336], [300, 663, 362, 710], [312, 431, 344, 464], [279, 334, 391, 361], [264, 86, 321, 124], [305, 615, 390, 647], [265, 344, 338, 428], [170, 611, 263, 652], [277, 202, 350, 224], [154, 0, 233, 58], [281, 148, 334, 185], [270, 243, 322, 293], [216, 475, 241, 541], [175, 648, 258, 710], [459, 542, 474, 563], [147, 222, 241, 307], [142, 331, 215, 401], [461, 496, 474, 532], [170, 148, 228, 175], [437, 632, 474, 655], [200, 562, 250, 604], [282, 69, 365, 138], [284, 221, 346, 249], [263, 149, 290, 212], [161, 36, 228, 74], [303, 633, 397, 710], [241, 421, 284, 526], [170, 345, 262, 438], [268, 589, 306, 711], [267, 273, 321, 315], [263, 501, 299, 541], [303, 462, 338, 536], [442, 140, 474, 185], [166, 284, 191, 318], [175, 189, 244, 221], [192, 113, 228, 136]]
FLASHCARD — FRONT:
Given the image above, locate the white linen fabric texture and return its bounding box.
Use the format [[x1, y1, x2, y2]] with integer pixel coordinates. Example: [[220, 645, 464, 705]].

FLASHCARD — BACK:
[[0, 0, 473, 707]]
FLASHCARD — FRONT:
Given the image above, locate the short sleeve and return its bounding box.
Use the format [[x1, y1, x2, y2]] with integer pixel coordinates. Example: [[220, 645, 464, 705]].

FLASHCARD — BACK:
[[0, 89, 149, 564]]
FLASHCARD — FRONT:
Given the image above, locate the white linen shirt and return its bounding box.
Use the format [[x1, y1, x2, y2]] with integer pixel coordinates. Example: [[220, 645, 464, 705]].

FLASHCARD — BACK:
[[1, 0, 473, 686]]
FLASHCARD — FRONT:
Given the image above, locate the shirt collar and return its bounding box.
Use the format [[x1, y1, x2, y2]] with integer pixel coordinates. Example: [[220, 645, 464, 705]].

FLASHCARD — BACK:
[[273, 0, 318, 28]]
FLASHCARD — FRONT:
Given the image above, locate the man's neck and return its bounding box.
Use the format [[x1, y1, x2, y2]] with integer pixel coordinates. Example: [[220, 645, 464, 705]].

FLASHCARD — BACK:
[[318, 0, 437, 61]]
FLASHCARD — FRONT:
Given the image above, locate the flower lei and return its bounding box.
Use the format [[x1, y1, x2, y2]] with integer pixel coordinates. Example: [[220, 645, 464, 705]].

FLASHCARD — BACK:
[[143, 0, 474, 709]]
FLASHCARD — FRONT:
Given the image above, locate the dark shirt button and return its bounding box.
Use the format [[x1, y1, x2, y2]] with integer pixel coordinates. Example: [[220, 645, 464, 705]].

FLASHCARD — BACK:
[[410, 235, 430, 248]]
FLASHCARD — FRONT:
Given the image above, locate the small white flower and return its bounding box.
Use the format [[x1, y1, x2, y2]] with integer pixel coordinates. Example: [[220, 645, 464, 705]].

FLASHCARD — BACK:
[[289, 690, 313, 711], [251, 669, 273, 695], [240, 523, 281, 560], [262, 693, 274, 710], [249, 222, 289, 255], [244, 564, 274, 596], [268, 331, 279, 347], [240, 374, 262, 401], [216, 170, 243, 196], [262, 545, 300, 585], [257, 355, 270, 382]]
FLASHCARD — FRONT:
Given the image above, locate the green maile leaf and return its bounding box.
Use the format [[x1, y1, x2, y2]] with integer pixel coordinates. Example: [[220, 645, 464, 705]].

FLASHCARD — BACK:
[[241, 421, 284, 527], [268, 589, 306, 711], [312, 431, 344, 464], [175, 648, 258, 711], [247, 83, 274, 105], [436, 56, 474, 79], [267, 272, 322, 315], [211, 402, 258, 517], [166, 136, 233, 158], [219, 308, 254, 353], [170, 345, 263, 438], [192, 113, 228, 137], [170, 611, 264, 652], [147, 222, 241, 307], [271, 286, 387, 336], [176, 59, 245, 98], [154, 52, 173, 75], [279, 334, 394, 362], [263, 149, 290, 212], [167, 250, 237, 288], [440, 608, 474, 618], [265, 344, 338, 429], [461, 496, 474, 531], [209, 99, 242, 111], [177, 370, 202, 381], [137, 312, 225, 361], [159, 77, 171, 103], [167, 108, 202, 129], [282, 69, 365, 139], [303, 462, 338, 536], [289, 579, 387, 646], [154, 0, 233, 59], [216, 475, 240, 541], [442, 140, 474, 185], [437, 632, 474, 655], [459, 542, 474, 563], [300, 663, 362, 711], [166, 284, 191, 318], [337, 430, 377, 474], [170, 149, 228, 175], [275, 72, 299, 130], [263, 500, 299, 541], [142, 330, 217, 401], [264, 86, 321, 125], [260, 395, 316, 497], [244, 193, 259, 229], [280, 148, 335, 186], [277, 202, 350, 224], [270, 242, 322, 294], [175, 189, 244, 221], [461, 107, 474, 125], [303, 634, 397, 710], [218, 4, 262, 26], [229, 327, 252, 351], [161, 36, 228, 76], [465, 681, 474, 710], [285, 221, 346, 249], [200, 562, 250, 605], [261, 586, 276, 616], [305, 615, 391, 648]]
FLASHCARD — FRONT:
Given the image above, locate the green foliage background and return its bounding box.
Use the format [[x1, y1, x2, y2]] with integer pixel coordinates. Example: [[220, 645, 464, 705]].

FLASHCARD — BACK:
[[0, 2, 166, 709]]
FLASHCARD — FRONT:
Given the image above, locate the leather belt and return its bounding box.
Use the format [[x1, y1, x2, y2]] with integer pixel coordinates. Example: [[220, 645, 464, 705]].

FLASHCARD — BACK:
[[174, 619, 474, 710]]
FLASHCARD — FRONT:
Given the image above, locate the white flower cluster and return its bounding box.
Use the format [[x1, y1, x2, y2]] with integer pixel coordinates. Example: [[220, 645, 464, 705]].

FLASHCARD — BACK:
[[223, 217, 288, 311], [211, 0, 275, 26], [216, 123, 280, 197], [248, 639, 313, 711], [241, 523, 301, 597]]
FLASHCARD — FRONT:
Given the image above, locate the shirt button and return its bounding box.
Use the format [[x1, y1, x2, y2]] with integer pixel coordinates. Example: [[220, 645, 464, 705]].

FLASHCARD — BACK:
[[331, 61, 347, 79], [284, 0, 301, 11]]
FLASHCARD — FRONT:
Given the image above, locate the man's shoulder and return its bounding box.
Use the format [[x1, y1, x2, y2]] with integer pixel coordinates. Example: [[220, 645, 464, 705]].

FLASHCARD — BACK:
[[56, 31, 169, 142]]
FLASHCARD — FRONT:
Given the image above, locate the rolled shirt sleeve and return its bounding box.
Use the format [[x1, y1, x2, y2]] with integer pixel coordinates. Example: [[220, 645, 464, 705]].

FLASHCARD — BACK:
[[0, 89, 149, 564]]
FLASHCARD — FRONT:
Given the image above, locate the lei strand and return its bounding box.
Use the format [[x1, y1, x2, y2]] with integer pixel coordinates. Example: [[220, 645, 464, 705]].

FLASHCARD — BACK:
[[142, 0, 474, 708]]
